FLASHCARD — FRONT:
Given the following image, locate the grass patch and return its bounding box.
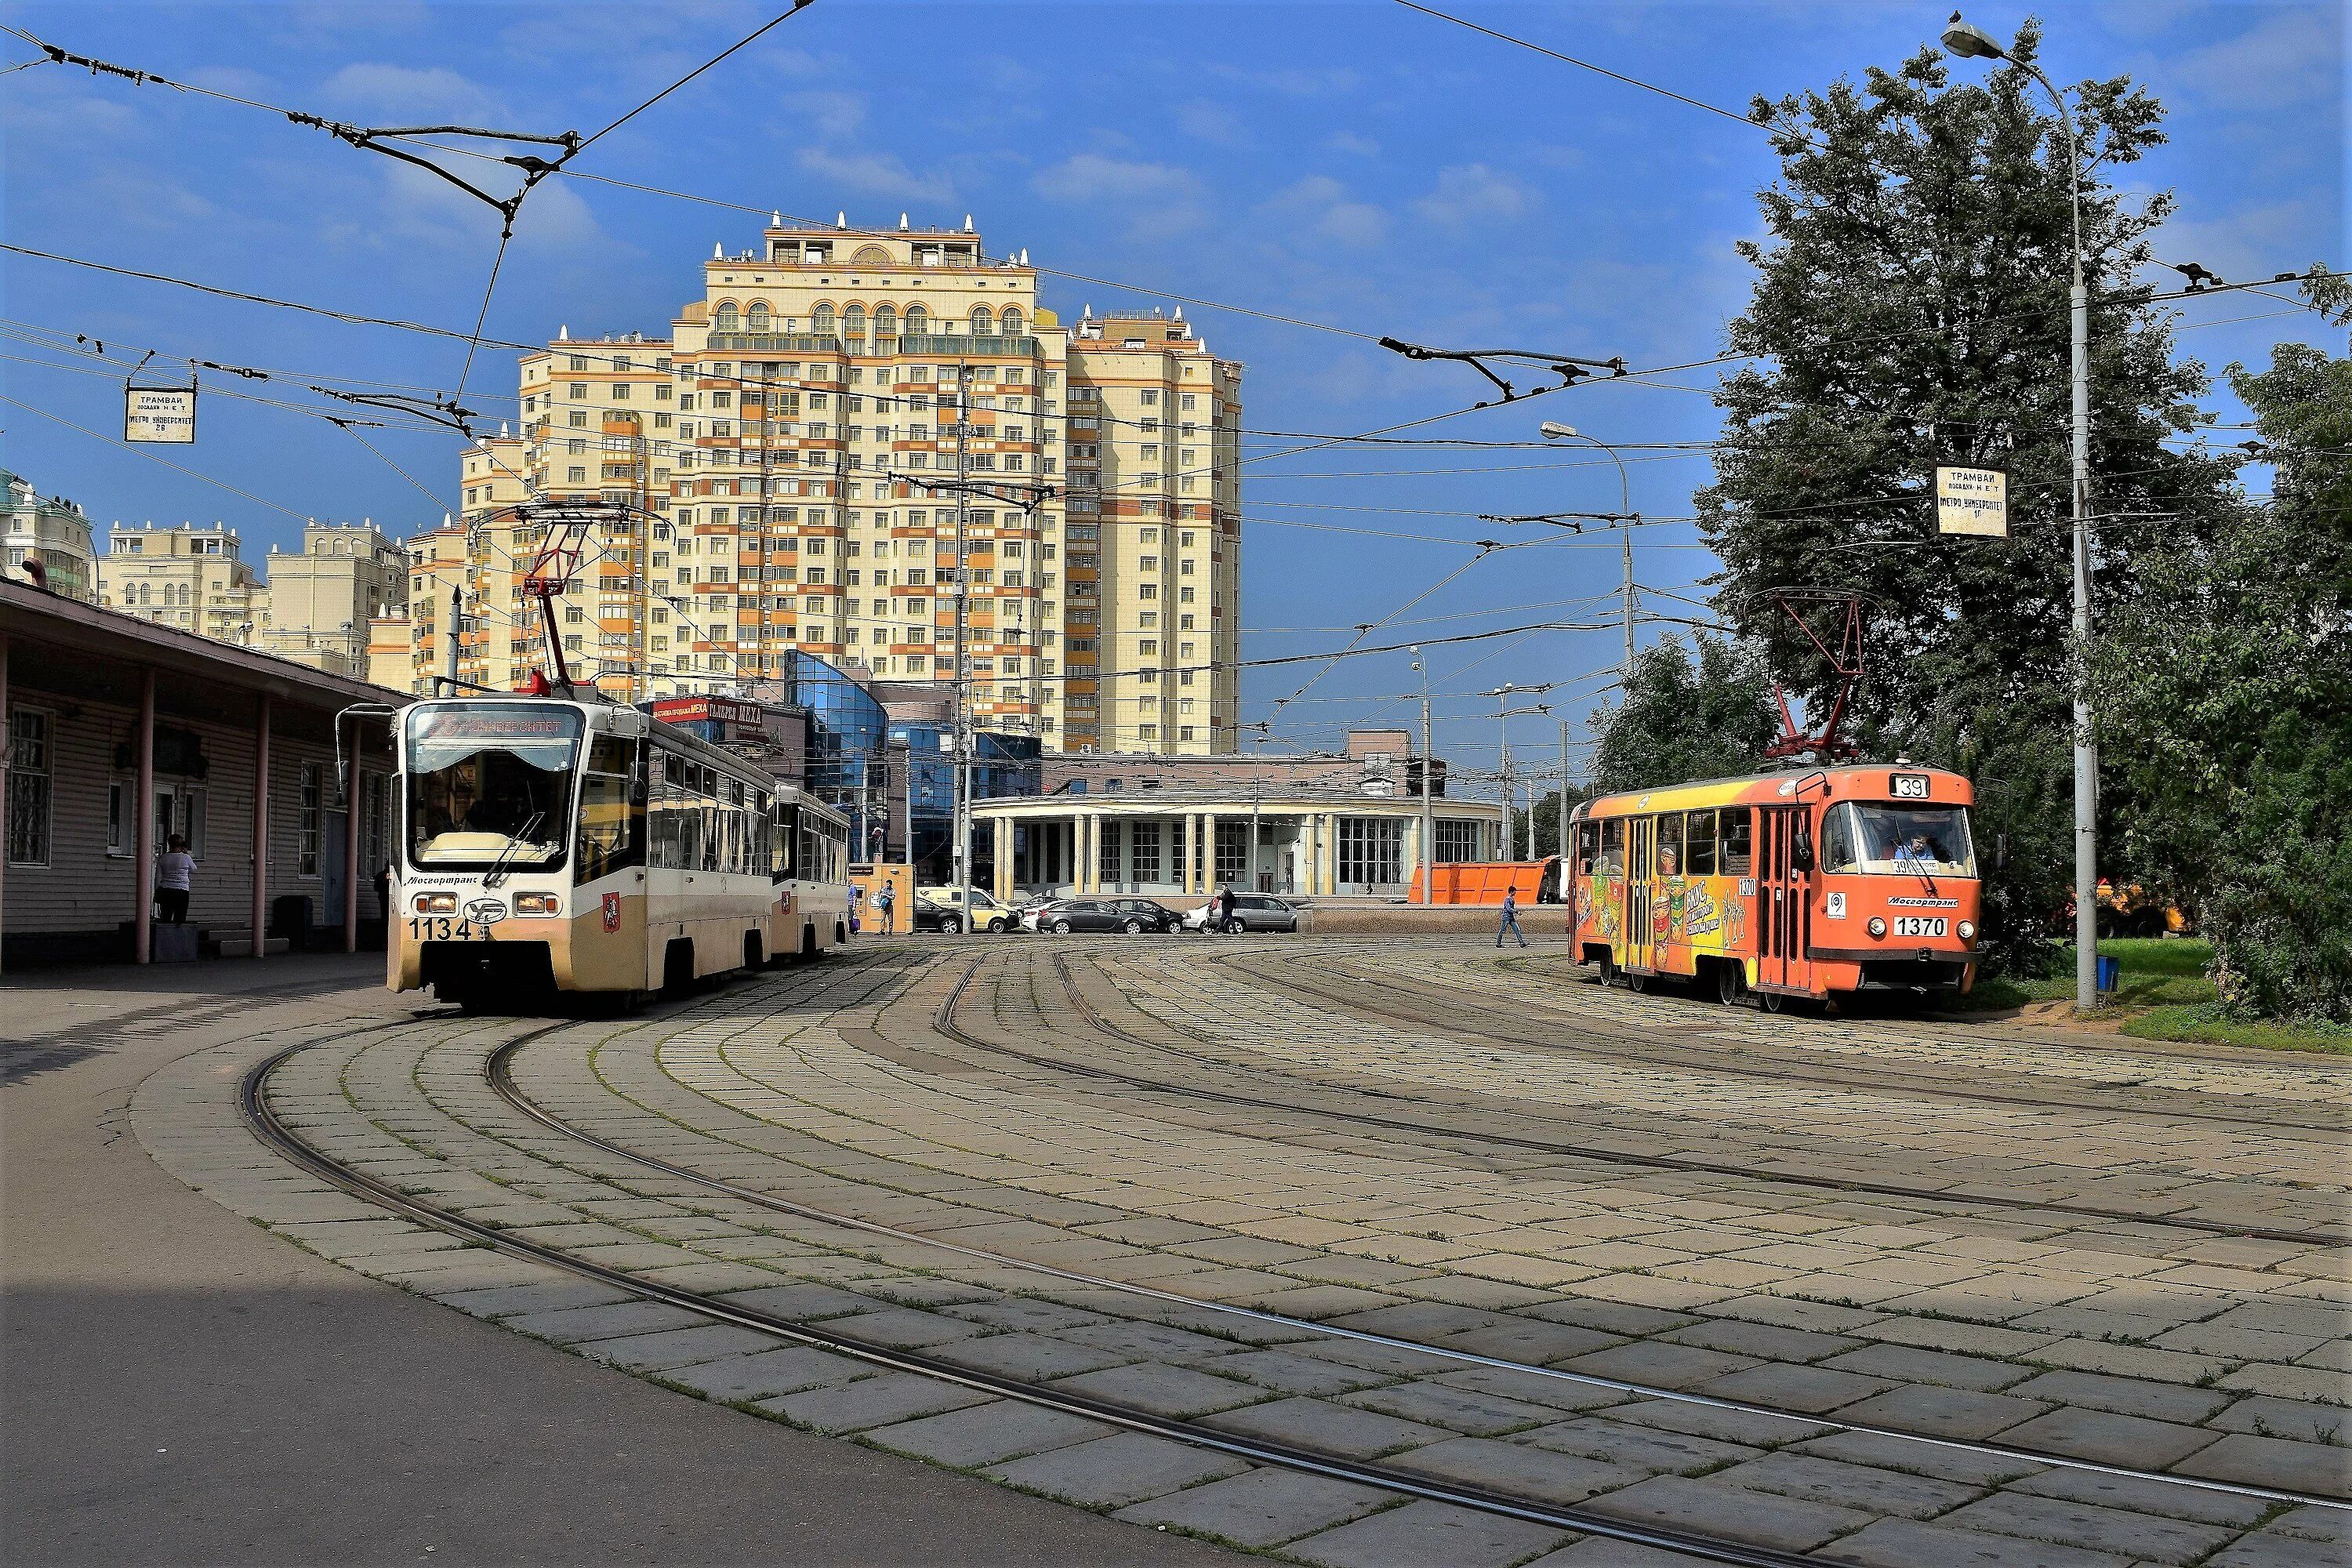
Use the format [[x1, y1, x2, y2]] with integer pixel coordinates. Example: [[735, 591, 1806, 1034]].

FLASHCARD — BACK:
[[1959, 938, 2350, 1054], [2122, 1003, 2352, 1056]]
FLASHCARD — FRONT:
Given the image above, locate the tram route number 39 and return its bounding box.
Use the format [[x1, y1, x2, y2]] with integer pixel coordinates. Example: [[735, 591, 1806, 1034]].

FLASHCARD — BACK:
[[407, 916, 489, 942], [1892, 916, 1948, 938]]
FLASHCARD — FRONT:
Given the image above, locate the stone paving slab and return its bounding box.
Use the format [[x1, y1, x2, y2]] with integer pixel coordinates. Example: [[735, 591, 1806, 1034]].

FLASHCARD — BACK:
[[658, 1345, 866, 1402], [864, 1399, 1116, 1468], [760, 1371, 996, 1433], [986, 1431, 1252, 1508], [1819, 1516, 2139, 1568], [1203, 1396, 1452, 1461], [1112, 1469, 1398, 1548], [1283, 1498, 1570, 1568]]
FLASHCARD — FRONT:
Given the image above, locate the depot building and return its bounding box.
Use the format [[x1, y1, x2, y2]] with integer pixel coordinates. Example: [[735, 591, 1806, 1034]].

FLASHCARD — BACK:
[[2, 579, 404, 967]]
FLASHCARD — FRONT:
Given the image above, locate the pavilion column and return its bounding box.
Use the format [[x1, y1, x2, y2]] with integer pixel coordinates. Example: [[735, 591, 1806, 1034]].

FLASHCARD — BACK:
[[1201, 811, 1219, 893], [252, 692, 271, 959], [1181, 814, 1197, 896], [993, 817, 1012, 903], [1079, 812, 1098, 894], [135, 667, 155, 964], [1322, 813, 1341, 896], [343, 717, 361, 953]]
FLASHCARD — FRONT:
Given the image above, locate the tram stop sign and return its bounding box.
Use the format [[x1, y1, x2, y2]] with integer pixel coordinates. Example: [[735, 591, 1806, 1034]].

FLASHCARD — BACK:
[[1934, 464, 2008, 537]]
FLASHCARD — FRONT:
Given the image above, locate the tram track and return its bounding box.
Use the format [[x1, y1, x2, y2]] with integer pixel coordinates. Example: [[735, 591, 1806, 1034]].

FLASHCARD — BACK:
[[1210, 951, 2344, 1137], [918, 951, 2348, 1250], [229, 983, 2349, 1565]]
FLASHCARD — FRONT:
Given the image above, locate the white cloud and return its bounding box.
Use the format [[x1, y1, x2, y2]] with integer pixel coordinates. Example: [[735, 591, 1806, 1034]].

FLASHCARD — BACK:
[[1263, 176, 1389, 248], [785, 89, 868, 140], [1175, 99, 1251, 147], [796, 147, 953, 204], [1324, 130, 1381, 158], [1031, 153, 1203, 204], [2158, 9, 2337, 111], [322, 63, 506, 125], [1414, 164, 1538, 228]]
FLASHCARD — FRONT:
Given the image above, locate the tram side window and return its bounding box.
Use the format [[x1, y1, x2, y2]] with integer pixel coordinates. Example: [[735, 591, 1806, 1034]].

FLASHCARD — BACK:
[[772, 804, 797, 882], [575, 735, 645, 885], [1575, 820, 1599, 876], [1684, 810, 1717, 877], [1721, 808, 1753, 876], [1656, 813, 1685, 878], [649, 751, 681, 869], [698, 767, 719, 873], [1820, 803, 1859, 873], [1597, 817, 1624, 874]]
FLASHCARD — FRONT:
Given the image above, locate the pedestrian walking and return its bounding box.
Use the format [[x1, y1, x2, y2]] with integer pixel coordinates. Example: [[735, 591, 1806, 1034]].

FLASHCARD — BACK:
[[1218, 883, 1240, 935], [1496, 884, 1527, 949], [156, 834, 195, 924], [877, 882, 896, 935]]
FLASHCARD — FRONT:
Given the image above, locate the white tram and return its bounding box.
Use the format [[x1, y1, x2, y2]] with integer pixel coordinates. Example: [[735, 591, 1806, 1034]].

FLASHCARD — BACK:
[[390, 695, 850, 1007]]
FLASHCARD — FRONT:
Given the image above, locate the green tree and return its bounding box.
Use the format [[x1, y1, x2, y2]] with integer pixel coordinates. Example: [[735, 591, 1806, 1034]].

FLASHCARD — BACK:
[[1696, 26, 2237, 972], [1515, 786, 1590, 858], [1590, 635, 1777, 794], [2089, 285, 2352, 1021]]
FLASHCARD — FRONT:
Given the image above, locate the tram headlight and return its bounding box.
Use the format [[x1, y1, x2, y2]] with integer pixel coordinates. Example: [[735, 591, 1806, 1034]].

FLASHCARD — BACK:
[[515, 893, 559, 915], [414, 893, 456, 914], [1866, 916, 1887, 938], [1958, 920, 1976, 941]]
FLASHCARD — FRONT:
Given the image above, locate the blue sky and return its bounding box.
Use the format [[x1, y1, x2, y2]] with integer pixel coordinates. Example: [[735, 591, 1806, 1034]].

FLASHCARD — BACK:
[[4, 1, 2340, 771]]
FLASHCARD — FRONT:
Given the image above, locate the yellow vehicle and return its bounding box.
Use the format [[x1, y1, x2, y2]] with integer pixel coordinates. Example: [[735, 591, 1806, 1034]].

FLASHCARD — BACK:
[[915, 886, 1017, 934]]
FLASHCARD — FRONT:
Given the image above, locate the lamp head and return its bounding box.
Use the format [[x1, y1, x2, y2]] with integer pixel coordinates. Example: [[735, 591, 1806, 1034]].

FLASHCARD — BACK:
[[1538, 421, 1578, 439], [1941, 13, 2008, 60]]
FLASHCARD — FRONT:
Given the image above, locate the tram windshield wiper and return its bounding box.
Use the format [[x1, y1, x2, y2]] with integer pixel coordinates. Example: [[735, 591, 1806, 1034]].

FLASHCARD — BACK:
[[482, 811, 546, 890]]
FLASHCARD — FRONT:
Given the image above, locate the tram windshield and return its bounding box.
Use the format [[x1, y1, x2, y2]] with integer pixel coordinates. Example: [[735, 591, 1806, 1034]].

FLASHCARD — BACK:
[[1820, 802, 1976, 877], [403, 704, 581, 871]]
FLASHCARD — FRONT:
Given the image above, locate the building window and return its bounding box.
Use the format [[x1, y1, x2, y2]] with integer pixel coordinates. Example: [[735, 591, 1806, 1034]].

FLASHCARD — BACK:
[[1130, 820, 1161, 881], [6, 707, 53, 866], [297, 762, 323, 877], [1434, 819, 1482, 864], [1339, 818, 1404, 890], [1098, 818, 1122, 882]]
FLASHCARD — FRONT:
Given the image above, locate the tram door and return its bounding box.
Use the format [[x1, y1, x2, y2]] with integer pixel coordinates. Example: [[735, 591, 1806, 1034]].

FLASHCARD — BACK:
[[1624, 815, 1655, 972], [1759, 808, 1812, 993]]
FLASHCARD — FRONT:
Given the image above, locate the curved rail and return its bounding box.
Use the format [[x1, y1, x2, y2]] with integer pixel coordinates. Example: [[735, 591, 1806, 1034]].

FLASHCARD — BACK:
[[1217, 951, 2343, 1136], [1003, 951, 2346, 1249]]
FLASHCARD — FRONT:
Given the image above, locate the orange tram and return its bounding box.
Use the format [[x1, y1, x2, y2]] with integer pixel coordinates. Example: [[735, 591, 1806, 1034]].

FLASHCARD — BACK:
[[1565, 764, 1980, 1010]]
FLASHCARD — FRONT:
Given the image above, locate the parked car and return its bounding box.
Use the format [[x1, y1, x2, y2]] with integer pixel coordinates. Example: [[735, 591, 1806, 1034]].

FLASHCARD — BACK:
[[913, 886, 1017, 934], [1181, 893, 1303, 934], [1014, 893, 1058, 932], [1030, 898, 1184, 935]]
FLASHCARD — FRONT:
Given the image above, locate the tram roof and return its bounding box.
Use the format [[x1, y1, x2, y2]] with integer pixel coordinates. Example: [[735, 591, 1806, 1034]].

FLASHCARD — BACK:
[[1577, 762, 1973, 817]]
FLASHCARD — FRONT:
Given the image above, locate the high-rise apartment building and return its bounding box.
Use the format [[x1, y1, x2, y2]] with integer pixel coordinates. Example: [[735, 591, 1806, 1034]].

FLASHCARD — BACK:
[[387, 218, 1243, 753], [256, 521, 407, 676], [2, 468, 96, 601], [96, 523, 264, 644]]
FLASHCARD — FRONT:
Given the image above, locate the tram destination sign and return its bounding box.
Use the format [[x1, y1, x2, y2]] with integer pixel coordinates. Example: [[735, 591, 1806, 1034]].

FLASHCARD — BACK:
[[1934, 464, 2008, 537], [125, 387, 197, 444]]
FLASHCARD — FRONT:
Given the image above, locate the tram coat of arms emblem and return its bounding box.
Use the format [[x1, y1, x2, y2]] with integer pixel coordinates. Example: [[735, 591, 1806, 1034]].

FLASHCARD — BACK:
[[601, 892, 622, 933]]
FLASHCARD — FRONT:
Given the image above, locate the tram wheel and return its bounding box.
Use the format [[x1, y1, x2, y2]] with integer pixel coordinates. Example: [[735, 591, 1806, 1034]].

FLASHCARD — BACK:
[[1715, 962, 1748, 1007], [1756, 989, 1786, 1015], [1625, 968, 1650, 995], [1595, 952, 1620, 987]]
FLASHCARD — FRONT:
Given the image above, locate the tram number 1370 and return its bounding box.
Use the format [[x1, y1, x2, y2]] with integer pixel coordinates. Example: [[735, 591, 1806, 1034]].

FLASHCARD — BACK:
[[1891, 916, 1948, 938], [407, 915, 489, 942]]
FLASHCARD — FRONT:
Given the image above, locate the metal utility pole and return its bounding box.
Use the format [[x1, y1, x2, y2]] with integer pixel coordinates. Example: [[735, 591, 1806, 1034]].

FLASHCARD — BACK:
[[1413, 647, 1433, 905], [1943, 14, 2100, 1011], [1498, 724, 1512, 860], [1482, 685, 1550, 860], [444, 583, 461, 688], [952, 361, 974, 937], [1537, 422, 1636, 681], [1558, 717, 1572, 860]]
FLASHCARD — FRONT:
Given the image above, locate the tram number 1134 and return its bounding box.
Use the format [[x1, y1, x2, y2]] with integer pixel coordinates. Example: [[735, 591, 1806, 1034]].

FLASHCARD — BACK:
[[1891, 916, 1948, 938], [407, 915, 489, 942]]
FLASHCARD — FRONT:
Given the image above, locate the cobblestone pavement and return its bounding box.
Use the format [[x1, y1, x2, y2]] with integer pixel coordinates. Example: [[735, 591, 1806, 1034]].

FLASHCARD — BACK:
[[129, 935, 2350, 1566]]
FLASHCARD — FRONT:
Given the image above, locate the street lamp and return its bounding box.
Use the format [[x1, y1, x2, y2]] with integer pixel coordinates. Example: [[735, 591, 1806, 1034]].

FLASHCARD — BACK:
[[1538, 422, 1636, 681], [1942, 12, 2100, 1014]]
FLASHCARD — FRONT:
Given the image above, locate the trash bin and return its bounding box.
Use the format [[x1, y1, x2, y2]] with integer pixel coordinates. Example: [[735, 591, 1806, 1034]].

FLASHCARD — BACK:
[[2095, 954, 2121, 994], [271, 894, 314, 952]]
